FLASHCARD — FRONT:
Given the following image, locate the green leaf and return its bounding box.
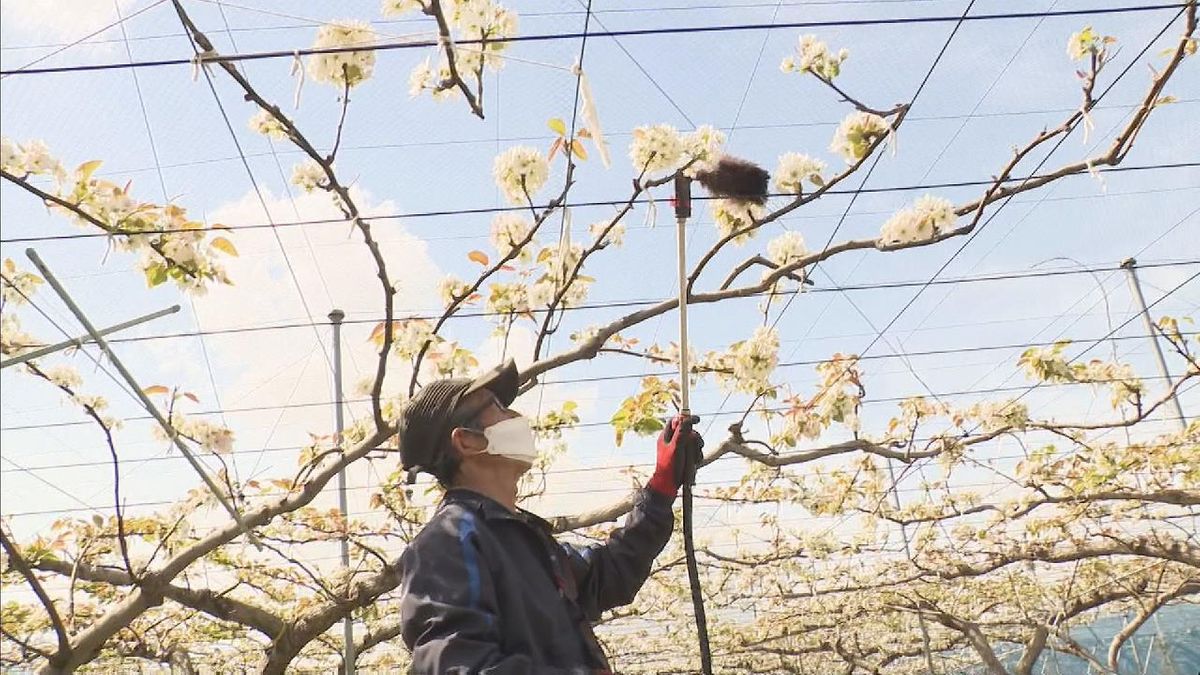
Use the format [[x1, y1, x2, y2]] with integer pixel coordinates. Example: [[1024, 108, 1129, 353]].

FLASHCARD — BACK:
[[145, 265, 168, 288], [547, 118, 567, 137], [76, 159, 103, 182]]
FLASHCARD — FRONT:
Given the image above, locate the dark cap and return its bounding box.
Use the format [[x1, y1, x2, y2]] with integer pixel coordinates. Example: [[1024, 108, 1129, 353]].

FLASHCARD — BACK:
[[398, 359, 519, 473]]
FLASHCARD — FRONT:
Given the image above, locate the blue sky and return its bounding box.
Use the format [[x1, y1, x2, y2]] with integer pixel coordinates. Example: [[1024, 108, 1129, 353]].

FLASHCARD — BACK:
[[1, 0, 1197, 544]]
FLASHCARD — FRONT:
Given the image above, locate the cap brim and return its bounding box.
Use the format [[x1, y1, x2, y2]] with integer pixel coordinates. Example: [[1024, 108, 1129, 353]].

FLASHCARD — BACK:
[[464, 358, 519, 407]]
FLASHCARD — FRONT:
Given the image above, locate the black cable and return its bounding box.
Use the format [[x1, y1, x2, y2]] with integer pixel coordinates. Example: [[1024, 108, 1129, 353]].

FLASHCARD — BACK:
[[11, 258, 1178, 346], [5, 160, 1188, 244], [854, 4, 1192, 362], [3, 342, 1189, 435], [0, 3, 1186, 77]]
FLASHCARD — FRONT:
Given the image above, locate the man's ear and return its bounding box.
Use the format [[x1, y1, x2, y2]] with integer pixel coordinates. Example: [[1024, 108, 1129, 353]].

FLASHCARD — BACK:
[[450, 427, 489, 456]]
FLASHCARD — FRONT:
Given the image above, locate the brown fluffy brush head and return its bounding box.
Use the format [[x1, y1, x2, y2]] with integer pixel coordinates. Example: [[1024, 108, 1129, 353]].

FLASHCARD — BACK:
[[693, 156, 770, 205]]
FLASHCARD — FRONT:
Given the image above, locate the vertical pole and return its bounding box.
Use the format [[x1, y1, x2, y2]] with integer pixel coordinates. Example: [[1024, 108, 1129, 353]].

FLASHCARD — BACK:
[[1121, 259, 1188, 430], [329, 309, 354, 674]]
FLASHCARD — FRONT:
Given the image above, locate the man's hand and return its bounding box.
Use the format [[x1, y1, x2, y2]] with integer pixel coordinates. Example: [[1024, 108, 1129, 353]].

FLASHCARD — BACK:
[[647, 414, 704, 498]]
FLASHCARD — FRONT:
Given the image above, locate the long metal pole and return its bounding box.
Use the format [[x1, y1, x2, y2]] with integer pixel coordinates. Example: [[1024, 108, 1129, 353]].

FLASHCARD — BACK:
[[329, 309, 354, 673], [1122, 258, 1188, 430], [676, 215, 691, 415], [1, 305, 180, 369], [673, 175, 712, 675], [25, 249, 261, 548]]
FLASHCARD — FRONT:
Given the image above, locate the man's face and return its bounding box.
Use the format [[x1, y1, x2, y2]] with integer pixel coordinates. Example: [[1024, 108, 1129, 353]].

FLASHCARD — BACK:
[[449, 389, 531, 472]]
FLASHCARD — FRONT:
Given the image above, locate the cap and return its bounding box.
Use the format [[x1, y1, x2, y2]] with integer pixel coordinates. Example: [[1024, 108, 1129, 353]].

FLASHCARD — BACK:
[[397, 359, 519, 474]]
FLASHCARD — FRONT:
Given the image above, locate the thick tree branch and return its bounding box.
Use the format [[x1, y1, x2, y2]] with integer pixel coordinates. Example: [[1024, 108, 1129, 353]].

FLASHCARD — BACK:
[[0, 528, 71, 667]]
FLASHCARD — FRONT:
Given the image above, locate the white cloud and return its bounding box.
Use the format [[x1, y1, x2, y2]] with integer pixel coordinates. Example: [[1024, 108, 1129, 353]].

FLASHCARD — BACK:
[[2, 0, 135, 45], [181, 186, 441, 490]]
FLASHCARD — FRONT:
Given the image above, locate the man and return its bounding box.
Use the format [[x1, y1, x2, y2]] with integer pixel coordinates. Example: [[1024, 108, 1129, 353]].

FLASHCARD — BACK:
[[396, 359, 702, 673]]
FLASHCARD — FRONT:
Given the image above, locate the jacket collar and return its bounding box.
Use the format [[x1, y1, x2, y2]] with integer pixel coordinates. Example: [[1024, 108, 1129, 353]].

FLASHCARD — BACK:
[[442, 488, 554, 534]]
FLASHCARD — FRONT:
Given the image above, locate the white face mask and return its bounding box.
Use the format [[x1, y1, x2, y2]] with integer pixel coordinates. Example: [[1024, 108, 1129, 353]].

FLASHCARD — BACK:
[[481, 417, 538, 464]]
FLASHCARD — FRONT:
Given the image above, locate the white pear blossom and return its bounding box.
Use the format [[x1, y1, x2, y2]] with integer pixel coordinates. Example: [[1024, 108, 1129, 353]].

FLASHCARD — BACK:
[[307, 21, 377, 88], [45, 366, 83, 390], [879, 195, 956, 245], [425, 340, 478, 377], [439, 275, 473, 306], [393, 318, 437, 359], [767, 231, 808, 267], [381, 0, 424, 16], [486, 282, 530, 315], [248, 109, 287, 139], [489, 213, 533, 260], [156, 413, 235, 454], [712, 198, 765, 245], [408, 58, 437, 98], [1, 259, 43, 306], [1, 136, 21, 173], [629, 124, 683, 174], [17, 139, 64, 178], [492, 146, 548, 204], [526, 279, 556, 308], [681, 125, 726, 176], [729, 326, 780, 393], [966, 400, 1030, 432], [290, 160, 326, 192], [830, 112, 891, 164], [589, 219, 626, 247], [780, 35, 848, 80], [0, 313, 36, 355], [774, 152, 825, 194]]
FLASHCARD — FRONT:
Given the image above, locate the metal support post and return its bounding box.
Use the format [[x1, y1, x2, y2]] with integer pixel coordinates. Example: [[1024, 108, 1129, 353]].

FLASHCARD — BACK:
[[25, 248, 261, 548], [330, 309, 354, 673], [1122, 258, 1188, 430], [1, 305, 180, 369]]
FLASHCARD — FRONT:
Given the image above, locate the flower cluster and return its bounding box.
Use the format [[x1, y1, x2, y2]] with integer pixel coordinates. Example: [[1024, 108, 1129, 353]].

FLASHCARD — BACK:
[[589, 219, 626, 247], [381, 0, 424, 14], [964, 400, 1030, 432], [2, 138, 64, 179], [767, 231, 808, 267], [307, 21, 377, 88], [0, 313, 36, 356], [155, 413, 235, 454], [1, 259, 43, 307], [248, 108, 288, 140], [726, 326, 780, 394], [424, 339, 478, 377], [681, 125, 726, 176], [830, 112, 891, 164], [879, 195, 956, 245], [4, 140, 234, 295], [774, 153, 825, 194], [629, 124, 683, 174], [1067, 26, 1115, 61], [531, 242, 589, 307], [712, 198, 765, 245], [493, 146, 549, 204], [1019, 342, 1144, 408], [485, 282, 530, 315], [439, 275, 474, 307], [390, 0, 518, 100], [780, 35, 848, 80], [391, 318, 437, 359], [489, 213, 533, 261], [45, 365, 83, 390], [290, 160, 327, 192]]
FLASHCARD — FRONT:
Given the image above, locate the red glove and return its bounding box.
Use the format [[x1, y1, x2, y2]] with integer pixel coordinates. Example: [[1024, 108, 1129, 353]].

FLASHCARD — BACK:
[[647, 414, 704, 497]]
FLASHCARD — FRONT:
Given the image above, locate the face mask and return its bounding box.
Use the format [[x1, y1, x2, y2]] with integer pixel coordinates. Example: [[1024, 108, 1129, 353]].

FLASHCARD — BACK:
[[481, 416, 538, 464]]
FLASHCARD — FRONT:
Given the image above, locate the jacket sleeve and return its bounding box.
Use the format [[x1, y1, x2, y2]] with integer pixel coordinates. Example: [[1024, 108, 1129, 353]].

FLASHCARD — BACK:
[[398, 510, 584, 675], [559, 488, 675, 620]]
